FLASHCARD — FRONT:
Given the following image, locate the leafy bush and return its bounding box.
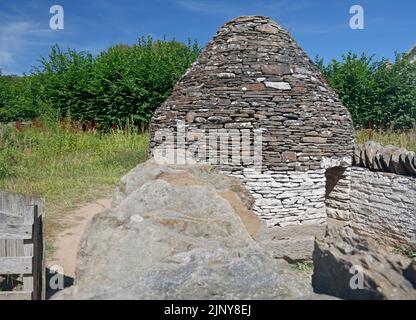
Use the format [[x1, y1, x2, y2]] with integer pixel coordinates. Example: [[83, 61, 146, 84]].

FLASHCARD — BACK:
[[316, 52, 416, 129], [0, 37, 200, 128], [0, 74, 43, 122]]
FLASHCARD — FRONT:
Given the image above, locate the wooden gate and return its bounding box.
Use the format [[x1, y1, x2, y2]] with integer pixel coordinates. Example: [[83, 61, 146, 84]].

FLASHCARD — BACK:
[[0, 192, 45, 300]]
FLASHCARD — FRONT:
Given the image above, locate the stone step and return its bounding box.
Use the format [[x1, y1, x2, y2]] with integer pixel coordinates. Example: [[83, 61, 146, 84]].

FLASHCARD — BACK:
[[256, 223, 326, 261]]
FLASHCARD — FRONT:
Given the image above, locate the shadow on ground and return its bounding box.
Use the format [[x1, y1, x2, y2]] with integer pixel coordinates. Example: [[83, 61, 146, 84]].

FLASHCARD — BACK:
[[45, 268, 74, 300]]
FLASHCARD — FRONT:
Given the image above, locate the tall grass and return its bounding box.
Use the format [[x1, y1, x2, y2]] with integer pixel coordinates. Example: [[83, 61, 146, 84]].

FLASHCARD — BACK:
[[0, 122, 148, 252], [356, 129, 416, 152]]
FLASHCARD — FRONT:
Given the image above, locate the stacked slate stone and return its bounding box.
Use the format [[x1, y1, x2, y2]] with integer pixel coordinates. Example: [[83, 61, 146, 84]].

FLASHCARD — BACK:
[[354, 141, 416, 176], [149, 16, 354, 227]]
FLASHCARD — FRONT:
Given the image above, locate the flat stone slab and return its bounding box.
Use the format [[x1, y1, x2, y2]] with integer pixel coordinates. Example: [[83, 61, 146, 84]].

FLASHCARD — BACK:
[[256, 224, 326, 261]]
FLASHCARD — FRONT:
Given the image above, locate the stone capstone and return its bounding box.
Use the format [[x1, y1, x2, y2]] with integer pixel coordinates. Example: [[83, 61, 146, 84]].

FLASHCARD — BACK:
[[354, 141, 416, 176]]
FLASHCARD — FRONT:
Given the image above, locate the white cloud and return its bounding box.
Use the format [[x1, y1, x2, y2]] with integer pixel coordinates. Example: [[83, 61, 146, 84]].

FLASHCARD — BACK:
[[0, 20, 54, 74]]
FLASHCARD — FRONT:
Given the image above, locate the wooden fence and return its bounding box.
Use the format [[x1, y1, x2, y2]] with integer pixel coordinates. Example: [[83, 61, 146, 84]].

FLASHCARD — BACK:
[[0, 192, 45, 300]]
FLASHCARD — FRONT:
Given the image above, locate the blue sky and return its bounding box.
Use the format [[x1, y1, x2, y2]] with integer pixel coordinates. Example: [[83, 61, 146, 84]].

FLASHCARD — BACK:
[[0, 0, 415, 75]]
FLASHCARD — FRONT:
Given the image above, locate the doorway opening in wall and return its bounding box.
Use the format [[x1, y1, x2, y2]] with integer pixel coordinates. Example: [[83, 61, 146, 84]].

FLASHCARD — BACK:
[[325, 167, 348, 223], [325, 167, 346, 197]]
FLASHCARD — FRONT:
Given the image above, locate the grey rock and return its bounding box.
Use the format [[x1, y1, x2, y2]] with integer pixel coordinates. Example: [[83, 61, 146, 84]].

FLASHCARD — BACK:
[[403, 151, 416, 175], [353, 144, 362, 166], [363, 141, 382, 170], [391, 147, 408, 175], [207, 116, 232, 124], [217, 72, 236, 79], [380, 144, 398, 171], [264, 82, 291, 90], [257, 224, 326, 261], [261, 64, 292, 75], [312, 226, 416, 300], [54, 160, 313, 300], [254, 23, 280, 34], [302, 137, 327, 144], [354, 142, 415, 176], [194, 117, 207, 123]]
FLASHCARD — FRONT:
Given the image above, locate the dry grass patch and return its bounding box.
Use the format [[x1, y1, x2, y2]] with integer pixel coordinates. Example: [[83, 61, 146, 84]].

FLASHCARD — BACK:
[[356, 129, 416, 152]]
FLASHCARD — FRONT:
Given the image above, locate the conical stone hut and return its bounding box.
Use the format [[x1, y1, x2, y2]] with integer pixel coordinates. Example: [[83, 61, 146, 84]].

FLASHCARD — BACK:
[[149, 16, 354, 227]]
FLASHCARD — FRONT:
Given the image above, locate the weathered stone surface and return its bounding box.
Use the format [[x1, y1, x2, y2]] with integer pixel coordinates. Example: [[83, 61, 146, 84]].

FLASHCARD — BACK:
[[301, 137, 327, 144], [326, 166, 416, 248], [282, 151, 297, 162], [264, 81, 291, 90], [208, 116, 232, 124], [242, 169, 327, 227], [217, 72, 236, 79], [261, 64, 292, 75], [312, 226, 416, 300], [379, 145, 398, 169], [256, 224, 326, 261], [186, 112, 196, 123], [255, 23, 280, 34], [363, 141, 382, 170], [194, 117, 207, 123], [241, 83, 265, 91], [354, 142, 416, 176], [54, 159, 314, 300]]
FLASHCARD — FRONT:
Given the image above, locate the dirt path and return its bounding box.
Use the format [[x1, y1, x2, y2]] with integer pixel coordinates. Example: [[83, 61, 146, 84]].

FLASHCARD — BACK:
[[46, 198, 112, 279]]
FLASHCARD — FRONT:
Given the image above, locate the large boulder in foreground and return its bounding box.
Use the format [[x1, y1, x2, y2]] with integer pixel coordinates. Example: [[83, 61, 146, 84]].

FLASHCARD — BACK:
[[312, 226, 416, 300], [54, 159, 313, 299]]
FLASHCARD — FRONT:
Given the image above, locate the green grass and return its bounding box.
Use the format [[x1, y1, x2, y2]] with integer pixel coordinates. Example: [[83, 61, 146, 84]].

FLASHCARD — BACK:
[[356, 129, 416, 152], [394, 246, 416, 259], [0, 123, 148, 254], [0, 275, 22, 292], [291, 261, 314, 273]]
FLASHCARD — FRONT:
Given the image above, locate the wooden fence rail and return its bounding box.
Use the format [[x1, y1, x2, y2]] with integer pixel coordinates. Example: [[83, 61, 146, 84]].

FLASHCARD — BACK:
[[0, 192, 45, 300]]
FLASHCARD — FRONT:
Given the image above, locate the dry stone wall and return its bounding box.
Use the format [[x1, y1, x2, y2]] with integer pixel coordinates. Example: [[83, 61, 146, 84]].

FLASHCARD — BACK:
[[231, 169, 327, 227], [326, 166, 416, 247], [354, 141, 416, 176], [149, 16, 354, 227], [349, 167, 416, 246]]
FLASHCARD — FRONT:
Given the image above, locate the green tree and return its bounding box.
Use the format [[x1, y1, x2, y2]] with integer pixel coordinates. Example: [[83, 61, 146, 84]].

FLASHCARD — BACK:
[[316, 52, 416, 129], [373, 54, 416, 128], [0, 74, 42, 122], [29, 37, 200, 128]]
